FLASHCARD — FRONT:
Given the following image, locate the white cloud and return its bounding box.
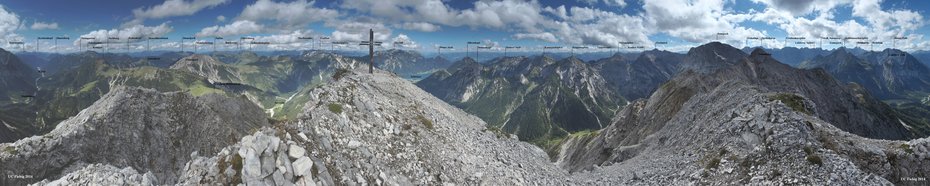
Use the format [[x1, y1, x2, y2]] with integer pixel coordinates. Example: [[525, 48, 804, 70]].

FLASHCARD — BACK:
[[749, 0, 923, 50], [341, 0, 548, 33], [342, 0, 649, 47], [390, 34, 420, 49], [751, 0, 849, 16], [454, 0, 548, 32], [31, 21, 58, 30], [578, 0, 627, 7], [128, 0, 230, 26], [514, 32, 558, 43], [196, 20, 264, 37], [193, 0, 336, 42], [329, 21, 392, 42], [604, 0, 628, 7], [643, 0, 765, 45], [534, 6, 653, 47], [237, 0, 338, 29], [248, 30, 316, 50], [73, 23, 173, 46], [399, 22, 441, 32], [0, 5, 21, 38], [750, 0, 816, 16], [480, 39, 503, 50], [340, 0, 457, 25]]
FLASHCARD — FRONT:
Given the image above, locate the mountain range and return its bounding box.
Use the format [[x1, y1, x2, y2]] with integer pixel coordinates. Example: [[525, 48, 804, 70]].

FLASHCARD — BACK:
[[800, 48, 930, 100], [1, 43, 929, 185], [556, 43, 928, 184], [417, 55, 625, 147]]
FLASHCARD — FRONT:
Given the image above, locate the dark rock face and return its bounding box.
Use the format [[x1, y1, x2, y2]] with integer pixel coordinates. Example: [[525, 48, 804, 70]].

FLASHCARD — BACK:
[[742, 47, 829, 67], [595, 49, 684, 100], [0, 48, 38, 103], [0, 87, 269, 185], [417, 56, 624, 142], [679, 42, 747, 74], [800, 48, 930, 100], [375, 49, 453, 76], [0, 48, 39, 142]]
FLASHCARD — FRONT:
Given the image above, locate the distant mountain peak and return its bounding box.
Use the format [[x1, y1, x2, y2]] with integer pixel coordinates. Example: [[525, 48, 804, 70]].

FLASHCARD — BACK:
[[460, 56, 475, 62], [680, 42, 747, 73]]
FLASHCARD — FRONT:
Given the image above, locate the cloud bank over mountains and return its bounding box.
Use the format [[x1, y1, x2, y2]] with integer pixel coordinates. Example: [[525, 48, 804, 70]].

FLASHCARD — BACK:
[[1, 0, 927, 52]]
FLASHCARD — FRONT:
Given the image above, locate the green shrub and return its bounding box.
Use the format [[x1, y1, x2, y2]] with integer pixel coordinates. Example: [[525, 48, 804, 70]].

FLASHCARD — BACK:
[[706, 157, 721, 169], [769, 93, 810, 114], [230, 153, 243, 184], [2, 146, 15, 155], [231, 154, 243, 171], [332, 68, 350, 81], [416, 114, 433, 129], [900, 143, 914, 154], [806, 154, 823, 166], [328, 103, 342, 114], [802, 146, 822, 166], [217, 155, 228, 174]]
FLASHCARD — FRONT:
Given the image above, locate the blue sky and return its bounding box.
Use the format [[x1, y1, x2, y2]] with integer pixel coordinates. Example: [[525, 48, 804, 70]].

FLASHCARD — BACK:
[[0, 0, 927, 53]]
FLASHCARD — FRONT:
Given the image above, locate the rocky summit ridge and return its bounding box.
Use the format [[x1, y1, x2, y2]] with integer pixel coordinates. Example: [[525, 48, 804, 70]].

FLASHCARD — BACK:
[[0, 86, 268, 185], [555, 43, 929, 185]]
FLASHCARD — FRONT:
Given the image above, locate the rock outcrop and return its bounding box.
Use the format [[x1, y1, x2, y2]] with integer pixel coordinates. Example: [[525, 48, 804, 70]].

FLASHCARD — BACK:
[[30, 164, 157, 186], [0, 87, 268, 185], [176, 66, 572, 185], [555, 43, 929, 185]]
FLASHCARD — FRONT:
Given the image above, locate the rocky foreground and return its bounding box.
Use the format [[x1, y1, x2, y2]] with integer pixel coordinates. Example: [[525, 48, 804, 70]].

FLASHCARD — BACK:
[[0, 87, 269, 185], [3, 46, 930, 185], [557, 45, 930, 185]]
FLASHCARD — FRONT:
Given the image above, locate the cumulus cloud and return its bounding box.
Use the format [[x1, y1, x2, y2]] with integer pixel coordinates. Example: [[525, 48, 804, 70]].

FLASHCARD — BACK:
[[341, 0, 548, 33], [643, 0, 765, 45], [751, 0, 848, 16], [514, 32, 558, 43], [479, 39, 503, 50], [750, 0, 816, 16], [328, 21, 392, 42], [194, 0, 337, 39], [237, 0, 338, 29], [750, 0, 924, 50], [340, 0, 646, 47], [390, 34, 420, 49], [0, 5, 24, 50], [399, 22, 441, 32], [534, 6, 653, 47], [127, 0, 230, 26], [578, 0, 628, 7], [247, 30, 316, 50], [73, 23, 173, 46], [31, 21, 58, 30], [196, 20, 264, 37], [0, 5, 21, 38]]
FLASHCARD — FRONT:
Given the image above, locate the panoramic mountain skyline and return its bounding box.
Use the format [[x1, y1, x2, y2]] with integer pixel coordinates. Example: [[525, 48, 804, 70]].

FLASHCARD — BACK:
[[0, 0, 928, 53]]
